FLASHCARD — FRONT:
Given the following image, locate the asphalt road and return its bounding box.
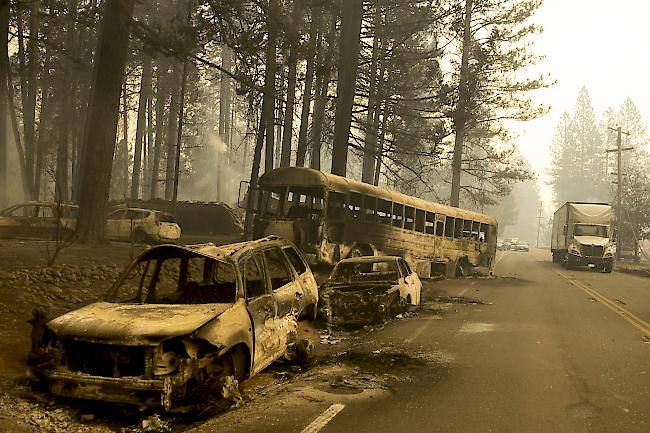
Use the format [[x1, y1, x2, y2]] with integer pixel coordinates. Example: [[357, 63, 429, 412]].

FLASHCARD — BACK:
[[201, 249, 650, 433]]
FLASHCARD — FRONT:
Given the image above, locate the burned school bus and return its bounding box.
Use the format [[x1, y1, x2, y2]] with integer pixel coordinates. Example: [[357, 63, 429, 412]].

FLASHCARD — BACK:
[[252, 167, 498, 277]]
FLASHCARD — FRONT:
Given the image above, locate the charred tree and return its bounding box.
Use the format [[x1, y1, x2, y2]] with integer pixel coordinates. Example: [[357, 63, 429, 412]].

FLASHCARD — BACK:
[[450, 0, 472, 208], [330, 0, 363, 176], [164, 63, 181, 200], [309, 14, 335, 170], [361, 7, 381, 184], [0, 1, 9, 206], [76, 0, 136, 243], [130, 53, 152, 200], [218, 46, 233, 201], [149, 63, 167, 199], [263, 1, 278, 173], [295, 13, 319, 167]]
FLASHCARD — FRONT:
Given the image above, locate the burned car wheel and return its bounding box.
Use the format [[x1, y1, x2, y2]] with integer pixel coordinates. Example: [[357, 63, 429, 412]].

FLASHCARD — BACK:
[[184, 346, 248, 412]]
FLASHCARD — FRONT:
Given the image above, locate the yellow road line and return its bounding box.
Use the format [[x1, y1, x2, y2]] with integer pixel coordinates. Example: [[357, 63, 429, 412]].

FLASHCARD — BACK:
[[556, 270, 650, 339]]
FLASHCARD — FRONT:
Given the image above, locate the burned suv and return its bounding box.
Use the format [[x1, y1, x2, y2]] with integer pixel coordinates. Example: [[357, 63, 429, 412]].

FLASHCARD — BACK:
[[29, 236, 318, 411]]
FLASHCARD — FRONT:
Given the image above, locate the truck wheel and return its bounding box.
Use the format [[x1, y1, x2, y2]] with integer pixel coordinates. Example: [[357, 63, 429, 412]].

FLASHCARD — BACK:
[[603, 260, 613, 273], [562, 253, 572, 269]]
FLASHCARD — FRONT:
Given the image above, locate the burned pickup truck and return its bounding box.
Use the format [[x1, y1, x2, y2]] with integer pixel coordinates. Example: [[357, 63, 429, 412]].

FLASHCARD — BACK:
[[29, 236, 318, 411], [319, 256, 422, 327]]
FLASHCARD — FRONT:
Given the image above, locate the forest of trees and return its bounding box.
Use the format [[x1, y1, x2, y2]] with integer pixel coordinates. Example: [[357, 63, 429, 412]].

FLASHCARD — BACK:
[[0, 0, 550, 242], [548, 86, 650, 246]]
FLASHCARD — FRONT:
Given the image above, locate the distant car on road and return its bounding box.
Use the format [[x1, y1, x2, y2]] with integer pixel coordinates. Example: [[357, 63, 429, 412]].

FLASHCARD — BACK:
[[105, 207, 181, 243], [28, 236, 318, 411], [513, 243, 530, 252], [320, 256, 422, 327]]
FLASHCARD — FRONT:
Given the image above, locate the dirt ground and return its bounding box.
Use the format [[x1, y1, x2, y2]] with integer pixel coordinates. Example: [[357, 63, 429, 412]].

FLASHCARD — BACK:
[[0, 238, 476, 433]]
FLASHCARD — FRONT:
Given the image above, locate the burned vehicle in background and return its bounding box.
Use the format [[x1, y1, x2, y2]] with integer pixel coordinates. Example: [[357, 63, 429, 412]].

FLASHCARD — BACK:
[[105, 207, 182, 243], [0, 202, 78, 240], [29, 236, 318, 411], [319, 256, 422, 327]]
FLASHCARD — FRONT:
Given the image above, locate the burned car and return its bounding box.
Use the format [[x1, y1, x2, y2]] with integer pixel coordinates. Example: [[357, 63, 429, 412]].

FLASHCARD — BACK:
[[105, 207, 181, 243], [319, 256, 422, 327], [29, 236, 318, 411], [0, 201, 78, 239]]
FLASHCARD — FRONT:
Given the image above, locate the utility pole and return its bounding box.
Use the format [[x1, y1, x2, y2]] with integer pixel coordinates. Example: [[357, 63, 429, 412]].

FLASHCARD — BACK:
[[536, 205, 544, 248], [606, 126, 632, 261]]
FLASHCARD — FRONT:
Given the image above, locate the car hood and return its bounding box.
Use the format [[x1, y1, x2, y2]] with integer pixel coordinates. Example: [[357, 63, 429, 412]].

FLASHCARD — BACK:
[[47, 301, 232, 345], [323, 282, 398, 294], [574, 236, 610, 247]]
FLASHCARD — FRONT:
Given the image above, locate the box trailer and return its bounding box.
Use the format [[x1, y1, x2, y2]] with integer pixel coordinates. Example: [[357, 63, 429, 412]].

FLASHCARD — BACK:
[[551, 202, 614, 272]]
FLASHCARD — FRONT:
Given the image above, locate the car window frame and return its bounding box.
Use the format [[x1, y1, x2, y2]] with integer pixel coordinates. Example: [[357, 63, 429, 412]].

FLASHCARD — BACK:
[[261, 247, 295, 292], [243, 252, 270, 300]]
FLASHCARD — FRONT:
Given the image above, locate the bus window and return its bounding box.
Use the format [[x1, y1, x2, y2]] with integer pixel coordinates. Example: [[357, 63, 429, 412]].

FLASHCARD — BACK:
[[285, 188, 324, 220], [364, 196, 377, 222], [415, 209, 425, 233], [404, 207, 415, 230], [377, 199, 392, 225], [392, 203, 404, 228], [444, 216, 454, 238], [328, 192, 346, 219], [471, 221, 480, 241], [425, 212, 435, 235], [262, 190, 281, 217], [436, 215, 445, 236], [463, 220, 472, 240], [454, 218, 463, 239], [479, 223, 487, 242], [348, 193, 362, 219]]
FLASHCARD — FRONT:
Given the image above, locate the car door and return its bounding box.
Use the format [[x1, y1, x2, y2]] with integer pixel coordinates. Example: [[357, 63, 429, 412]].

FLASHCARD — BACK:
[[262, 247, 301, 317], [398, 258, 421, 305], [244, 252, 283, 375], [105, 209, 126, 240]]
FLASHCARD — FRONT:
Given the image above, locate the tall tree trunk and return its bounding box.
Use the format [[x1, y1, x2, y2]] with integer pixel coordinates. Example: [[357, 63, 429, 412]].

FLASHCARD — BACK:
[[130, 54, 152, 199], [330, 0, 363, 176], [374, 100, 387, 186], [295, 13, 319, 167], [24, 0, 39, 197], [55, 0, 78, 204], [164, 63, 181, 200], [280, 46, 297, 167], [149, 66, 167, 199], [121, 81, 129, 198], [243, 95, 269, 238], [361, 7, 381, 183], [76, 0, 136, 243], [144, 88, 153, 197], [264, 1, 278, 173], [0, 2, 9, 207], [172, 59, 188, 203], [309, 15, 335, 170], [450, 0, 473, 207], [218, 46, 232, 201]]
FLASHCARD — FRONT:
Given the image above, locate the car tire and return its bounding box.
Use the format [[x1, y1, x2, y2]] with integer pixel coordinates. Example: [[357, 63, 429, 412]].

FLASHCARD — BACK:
[[603, 260, 613, 273]]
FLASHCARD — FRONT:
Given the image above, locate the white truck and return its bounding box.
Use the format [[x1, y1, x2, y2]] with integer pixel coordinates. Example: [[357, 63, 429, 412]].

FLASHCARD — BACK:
[[551, 202, 614, 272]]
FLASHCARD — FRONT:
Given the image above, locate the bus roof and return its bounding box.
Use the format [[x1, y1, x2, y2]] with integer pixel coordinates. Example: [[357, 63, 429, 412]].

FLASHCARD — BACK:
[[258, 167, 497, 225]]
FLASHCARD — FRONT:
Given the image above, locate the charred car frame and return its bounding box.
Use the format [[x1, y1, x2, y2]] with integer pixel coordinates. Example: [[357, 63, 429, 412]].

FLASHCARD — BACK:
[[319, 256, 422, 327], [29, 236, 318, 411]]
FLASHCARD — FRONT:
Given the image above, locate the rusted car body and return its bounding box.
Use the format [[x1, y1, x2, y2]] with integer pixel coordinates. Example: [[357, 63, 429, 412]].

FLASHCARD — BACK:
[[252, 167, 498, 279], [320, 256, 422, 327], [105, 207, 181, 243], [0, 202, 77, 239], [29, 236, 318, 411]]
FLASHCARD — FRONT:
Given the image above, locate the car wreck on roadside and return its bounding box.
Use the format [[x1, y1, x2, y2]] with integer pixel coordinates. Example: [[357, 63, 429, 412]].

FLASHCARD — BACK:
[[28, 236, 318, 412], [319, 256, 422, 328]]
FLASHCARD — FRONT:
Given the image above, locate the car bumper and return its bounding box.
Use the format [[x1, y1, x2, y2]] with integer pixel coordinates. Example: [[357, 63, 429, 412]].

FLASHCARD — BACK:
[[568, 253, 612, 266], [44, 370, 165, 407]]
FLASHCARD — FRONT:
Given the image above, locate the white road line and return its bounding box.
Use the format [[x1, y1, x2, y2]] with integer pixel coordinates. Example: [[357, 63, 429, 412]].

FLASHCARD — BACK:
[[458, 287, 469, 297], [301, 403, 345, 433], [494, 251, 507, 267]]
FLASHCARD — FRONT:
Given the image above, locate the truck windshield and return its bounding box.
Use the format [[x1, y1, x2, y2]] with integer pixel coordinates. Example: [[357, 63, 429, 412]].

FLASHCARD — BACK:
[[573, 224, 608, 237]]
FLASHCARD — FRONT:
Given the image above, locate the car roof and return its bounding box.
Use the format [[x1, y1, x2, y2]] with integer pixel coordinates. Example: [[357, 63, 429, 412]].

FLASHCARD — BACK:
[[141, 236, 294, 263], [336, 256, 402, 265]]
